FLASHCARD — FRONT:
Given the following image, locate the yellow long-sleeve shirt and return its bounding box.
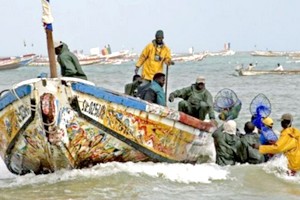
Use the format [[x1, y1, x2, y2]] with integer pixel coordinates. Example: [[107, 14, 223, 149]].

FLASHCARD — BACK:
[[136, 41, 171, 81], [259, 127, 300, 171]]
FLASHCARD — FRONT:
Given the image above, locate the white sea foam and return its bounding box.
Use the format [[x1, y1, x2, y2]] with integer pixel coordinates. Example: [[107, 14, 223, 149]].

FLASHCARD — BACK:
[[263, 154, 300, 183], [0, 159, 15, 179], [0, 162, 228, 188], [103, 162, 229, 184]]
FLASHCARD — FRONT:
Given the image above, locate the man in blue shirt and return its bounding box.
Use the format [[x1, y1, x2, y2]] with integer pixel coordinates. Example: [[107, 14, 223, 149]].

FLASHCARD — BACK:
[[143, 73, 166, 106]]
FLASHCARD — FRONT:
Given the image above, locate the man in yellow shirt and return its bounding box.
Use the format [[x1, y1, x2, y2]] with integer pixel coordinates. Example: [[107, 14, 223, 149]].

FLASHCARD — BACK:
[[259, 113, 300, 175], [135, 30, 173, 82]]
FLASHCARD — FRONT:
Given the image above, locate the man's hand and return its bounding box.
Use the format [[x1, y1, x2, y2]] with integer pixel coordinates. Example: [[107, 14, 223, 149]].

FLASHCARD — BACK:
[[252, 143, 259, 149], [167, 60, 175, 66], [210, 119, 218, 127], [168, 93, 175, 102], [134, 66, 139, 75]]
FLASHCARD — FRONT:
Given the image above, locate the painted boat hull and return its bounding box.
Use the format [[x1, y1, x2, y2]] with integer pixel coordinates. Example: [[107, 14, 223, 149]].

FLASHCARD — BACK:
[[0, 78, 216, 175]]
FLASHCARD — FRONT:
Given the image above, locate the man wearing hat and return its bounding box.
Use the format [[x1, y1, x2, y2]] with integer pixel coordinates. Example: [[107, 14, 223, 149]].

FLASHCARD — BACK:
[[135, 30, 173, 82], [168, 76, 216, 122], [258, 113, 300, 175], [260, 117, 278, 144], [54, 41, 87, 80]]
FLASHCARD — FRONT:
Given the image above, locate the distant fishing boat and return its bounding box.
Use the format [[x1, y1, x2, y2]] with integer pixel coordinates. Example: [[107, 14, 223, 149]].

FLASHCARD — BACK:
[[30, 55, 104, 66], [19, 54, 37, 66], [250, 50, 289, 57], [0, 57, 21, 71], [172, 53, 206, 62], [236, 68, 300, 76]]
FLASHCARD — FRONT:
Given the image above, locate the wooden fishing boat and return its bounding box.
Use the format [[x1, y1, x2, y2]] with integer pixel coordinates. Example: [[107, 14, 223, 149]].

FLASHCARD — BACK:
[[0, 77, 216, 175], [172, 53, 207, 62], [0, 58, 21, 71], [250, 50, 289, 57], [236, 69, 300, 76], [29, 55, 104, 66], [0, 1, 217, 175], [20, 54, 37, 66]]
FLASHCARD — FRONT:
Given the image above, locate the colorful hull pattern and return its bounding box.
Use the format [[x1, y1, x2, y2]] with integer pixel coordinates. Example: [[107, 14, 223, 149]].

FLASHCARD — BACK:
[[0, 78, 216, 175]]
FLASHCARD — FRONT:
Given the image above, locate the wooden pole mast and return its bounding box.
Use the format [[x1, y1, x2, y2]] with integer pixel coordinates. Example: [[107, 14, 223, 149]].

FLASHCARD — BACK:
[[42, 0, 57, 78]]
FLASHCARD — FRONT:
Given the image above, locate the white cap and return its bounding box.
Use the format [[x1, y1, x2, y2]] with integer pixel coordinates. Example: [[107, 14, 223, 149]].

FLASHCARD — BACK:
[[54, 41, 63, 48], [223, 120, 237, 135], [196, 76, 205, 83]]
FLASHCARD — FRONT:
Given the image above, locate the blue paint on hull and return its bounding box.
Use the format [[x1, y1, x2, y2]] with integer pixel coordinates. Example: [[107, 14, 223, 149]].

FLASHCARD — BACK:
[[0, 85, 31, 111], [72, 83, 147, 111]]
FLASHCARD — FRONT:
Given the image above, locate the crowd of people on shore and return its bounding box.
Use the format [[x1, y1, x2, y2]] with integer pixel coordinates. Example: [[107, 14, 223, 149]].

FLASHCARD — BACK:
[[54, 30, 300, 176]]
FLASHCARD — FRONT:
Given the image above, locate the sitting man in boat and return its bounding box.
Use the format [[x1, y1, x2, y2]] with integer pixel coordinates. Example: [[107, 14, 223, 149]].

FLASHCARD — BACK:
[[274, 63, 284, 71], [54, 41, 87, 80], [246, 63, 254, 71], [142, 72, 166, 106], [258, 113, 300, 176], [124, 74, 142, 97], [168, 76, 216, 122]]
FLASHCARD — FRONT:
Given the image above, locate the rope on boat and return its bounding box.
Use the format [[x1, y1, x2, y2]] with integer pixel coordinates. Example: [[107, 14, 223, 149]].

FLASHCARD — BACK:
[[10, 83, 37, 111], [42, 120, 56, 127]]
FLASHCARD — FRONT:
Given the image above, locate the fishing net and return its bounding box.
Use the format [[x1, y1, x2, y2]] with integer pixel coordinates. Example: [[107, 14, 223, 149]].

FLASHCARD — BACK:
[[213, 88, 239, 113], [249, 93, 271, 118]]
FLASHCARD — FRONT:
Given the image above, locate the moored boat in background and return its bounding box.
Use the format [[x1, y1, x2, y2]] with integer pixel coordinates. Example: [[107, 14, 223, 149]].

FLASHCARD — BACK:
[[236, 68, 300, 76], [19, 54, 37, 66], [0, 57, 21, 71], [250, 50, 289, 57]]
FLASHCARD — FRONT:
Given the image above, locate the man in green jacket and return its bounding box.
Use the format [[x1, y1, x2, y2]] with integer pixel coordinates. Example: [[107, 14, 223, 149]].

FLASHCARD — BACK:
[[168, 76, 215, 121], [54, 41, 87, 80], [238, 121, 265, 164], [124, 74, 142, 97], [212, 120, 241, 166]]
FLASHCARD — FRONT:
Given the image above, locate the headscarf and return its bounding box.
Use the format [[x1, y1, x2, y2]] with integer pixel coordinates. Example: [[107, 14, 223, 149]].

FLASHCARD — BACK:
[[223, 120, 237, 135]]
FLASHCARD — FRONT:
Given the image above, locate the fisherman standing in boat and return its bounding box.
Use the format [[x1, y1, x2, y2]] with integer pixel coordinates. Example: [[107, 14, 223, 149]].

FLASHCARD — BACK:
[[135, 30, 173, 83], [54, 41, 87, 80], [168, 76, 216, 122]]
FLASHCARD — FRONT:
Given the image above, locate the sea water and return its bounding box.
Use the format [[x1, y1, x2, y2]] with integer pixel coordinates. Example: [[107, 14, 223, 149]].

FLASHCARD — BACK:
[[0, 52, 300, 200]]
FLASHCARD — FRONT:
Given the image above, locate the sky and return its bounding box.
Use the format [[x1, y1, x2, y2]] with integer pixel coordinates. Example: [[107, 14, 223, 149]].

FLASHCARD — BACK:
[[1, 0, 300, 56]]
